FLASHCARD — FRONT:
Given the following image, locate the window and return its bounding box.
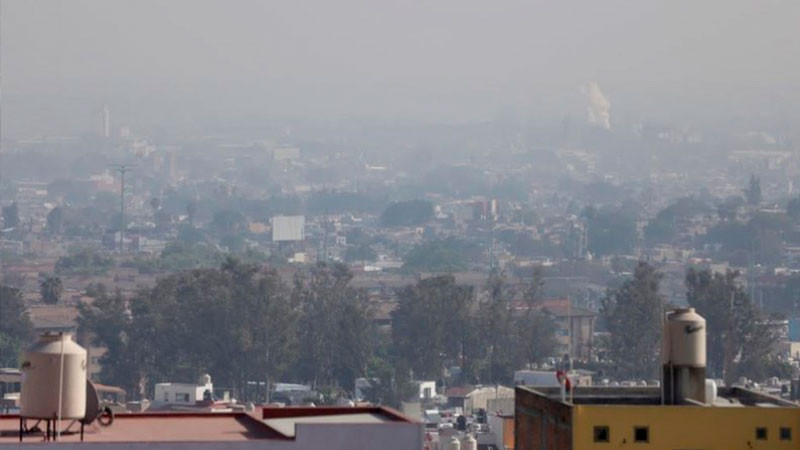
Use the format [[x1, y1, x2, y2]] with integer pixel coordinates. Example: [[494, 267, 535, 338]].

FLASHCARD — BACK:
[[781, 427, 791, 441], [594, 426, 610, 443], [756, 427, 767, 440], [634, 427, 649, 443], [163, 392, 169, 402]]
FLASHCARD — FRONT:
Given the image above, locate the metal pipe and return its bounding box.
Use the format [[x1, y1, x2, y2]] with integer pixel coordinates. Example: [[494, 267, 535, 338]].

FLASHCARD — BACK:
[[57, 333, 65, 439]]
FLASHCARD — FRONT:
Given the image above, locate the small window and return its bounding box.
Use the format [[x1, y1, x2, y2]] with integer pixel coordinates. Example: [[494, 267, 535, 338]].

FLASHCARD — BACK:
[[594, 426, 610, 443], [781, 427, 791, 441], [634, 426, 649, 443], [756, 427, 768, 440]]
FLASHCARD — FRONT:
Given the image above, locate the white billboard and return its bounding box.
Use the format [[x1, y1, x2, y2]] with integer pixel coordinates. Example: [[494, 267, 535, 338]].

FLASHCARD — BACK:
[[272, 215, 305, 242]]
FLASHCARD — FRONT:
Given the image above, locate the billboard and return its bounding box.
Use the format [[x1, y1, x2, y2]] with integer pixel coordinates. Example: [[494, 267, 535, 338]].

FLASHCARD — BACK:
[[272, 215, 305, 242]]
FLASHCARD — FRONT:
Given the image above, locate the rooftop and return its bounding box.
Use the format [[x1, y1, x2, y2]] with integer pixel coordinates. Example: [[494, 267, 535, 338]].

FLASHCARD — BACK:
[[1, 406, 415, 444], [517, 385, 800, 408]]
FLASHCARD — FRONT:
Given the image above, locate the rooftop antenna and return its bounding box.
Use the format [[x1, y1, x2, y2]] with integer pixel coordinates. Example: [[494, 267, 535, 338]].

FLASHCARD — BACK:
[[111, 164, 133, 253]]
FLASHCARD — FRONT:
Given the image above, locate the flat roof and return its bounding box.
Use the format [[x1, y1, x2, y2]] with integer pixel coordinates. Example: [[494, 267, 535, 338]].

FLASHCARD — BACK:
[[0, 406, 416, 444], [2, 413, 285, 444], [517, 385, 800, 408], [264, 412, 388, 438]]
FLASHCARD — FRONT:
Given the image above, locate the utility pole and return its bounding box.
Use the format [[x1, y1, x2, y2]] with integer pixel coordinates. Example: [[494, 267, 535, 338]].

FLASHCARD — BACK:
[[322, 209, 329, 263], [112, 165, 132, 253], [488, 222, 495, 271], [0, 0, 4, 186]]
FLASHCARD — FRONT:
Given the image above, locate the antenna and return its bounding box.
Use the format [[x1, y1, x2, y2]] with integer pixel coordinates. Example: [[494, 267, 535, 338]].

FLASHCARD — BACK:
[[111, 164, 133, 253]]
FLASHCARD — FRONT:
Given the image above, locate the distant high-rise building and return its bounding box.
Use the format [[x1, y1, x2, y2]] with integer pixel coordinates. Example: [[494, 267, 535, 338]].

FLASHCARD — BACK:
[[102, 106, 111, 138]]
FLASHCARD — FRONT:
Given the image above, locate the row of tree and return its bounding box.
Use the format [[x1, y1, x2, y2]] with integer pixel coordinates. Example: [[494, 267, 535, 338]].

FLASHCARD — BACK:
[[602, 261, 786, 382], [75, 260, 558, 404], [4, 258, 787, 405]]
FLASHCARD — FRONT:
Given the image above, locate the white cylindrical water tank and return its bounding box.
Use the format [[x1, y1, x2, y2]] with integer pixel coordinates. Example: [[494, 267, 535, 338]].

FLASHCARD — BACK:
[[462, 434, 477, 450], [665, 308, 706, 367], [443, 436, 461, 450], [20, 333, 87, 420]]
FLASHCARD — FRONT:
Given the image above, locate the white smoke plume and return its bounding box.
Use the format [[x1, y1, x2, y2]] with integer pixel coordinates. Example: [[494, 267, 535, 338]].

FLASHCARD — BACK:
[[582, 81, 611, 129]]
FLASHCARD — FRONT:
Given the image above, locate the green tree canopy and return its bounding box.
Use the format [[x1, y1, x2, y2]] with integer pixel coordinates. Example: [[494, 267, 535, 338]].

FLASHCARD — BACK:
[[292, 263, 374, 389], [744, 174, 762, 206], [0, 284, 33, 366], [391, 275, 474, 379], [583, 205, 638, 256], [2, 202, 19, 229], [79, 259, 299, 401], [344, 243, 378, 263], [402, 238, 479, 273], [40, 275, 64, 305], [686, 268, 781, 383], [55, 248, 114, 276], [379, 200, 434, 227], [601, 261, 664, 379]]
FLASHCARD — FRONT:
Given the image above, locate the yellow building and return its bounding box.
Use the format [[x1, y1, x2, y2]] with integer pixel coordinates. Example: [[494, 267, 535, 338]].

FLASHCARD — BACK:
[[515, 385, 800, 450]]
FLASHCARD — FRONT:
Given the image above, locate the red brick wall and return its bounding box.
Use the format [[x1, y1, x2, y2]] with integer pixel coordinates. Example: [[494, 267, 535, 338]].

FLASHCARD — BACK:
[[515, 387, 572, 450]]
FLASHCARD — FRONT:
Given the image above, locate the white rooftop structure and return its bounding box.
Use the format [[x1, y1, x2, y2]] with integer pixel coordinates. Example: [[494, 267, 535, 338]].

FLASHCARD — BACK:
[[263, 412, 388, 438]]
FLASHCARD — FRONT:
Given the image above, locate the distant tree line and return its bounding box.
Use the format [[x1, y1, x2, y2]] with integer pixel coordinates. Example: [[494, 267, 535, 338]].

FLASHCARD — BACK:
[[0, 285, 33, 367], [600, 261, 786, 382], [76, 260, 558, 405]]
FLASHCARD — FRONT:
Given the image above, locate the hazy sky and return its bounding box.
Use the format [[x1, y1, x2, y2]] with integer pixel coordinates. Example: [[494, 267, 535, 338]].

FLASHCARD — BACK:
[[3, 0, 800, 133]]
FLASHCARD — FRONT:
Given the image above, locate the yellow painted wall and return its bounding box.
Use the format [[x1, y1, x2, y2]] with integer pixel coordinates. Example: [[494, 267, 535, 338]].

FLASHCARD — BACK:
[[503, 416, 515, 449], [573, 404, 800, 450]]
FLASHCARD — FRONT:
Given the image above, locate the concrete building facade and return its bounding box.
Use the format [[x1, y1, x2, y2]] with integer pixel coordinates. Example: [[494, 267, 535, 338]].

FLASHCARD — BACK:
[[515, 385, 800, 450]]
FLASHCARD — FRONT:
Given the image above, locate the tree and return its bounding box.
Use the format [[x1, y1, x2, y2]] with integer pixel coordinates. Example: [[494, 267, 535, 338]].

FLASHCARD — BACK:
[[186, 201, 198, 226], [40, 275, 64, 304], [363, 356, 416, 408], [46, 207, 64, 235], [744, 175, 762, 206], [149, 197, 161, 215], [402, 238, 479, 273], [55, 249, 114, 275], [582, 206, 638, 256], [291, 263, 372, 387], [176, 224, 206, 246], [601, 262, 663, 379], [0, 284, 33, 367], [391, 275, 473, 379], [787, 197, 800, 221], [79, 259, 299, 401], [292, 263, 374, 389], [644, 196, 709, 244], [344, 243, 378, 263], [307, 191, 385, 215], [220, 258, 297, 402], [211, 209, 247, 234], [685, 268, 780, 383], [379, 200, 434, 227], [516, 268, 558, 367], [78, 288, 144, 396], [2, 202, 19, 229], [475, 271, 520, 384], [716, 196, 744, 221]]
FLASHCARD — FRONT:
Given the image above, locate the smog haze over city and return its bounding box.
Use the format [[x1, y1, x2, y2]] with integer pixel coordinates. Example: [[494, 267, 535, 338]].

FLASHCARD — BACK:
[[3, 1, 800, 447]]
